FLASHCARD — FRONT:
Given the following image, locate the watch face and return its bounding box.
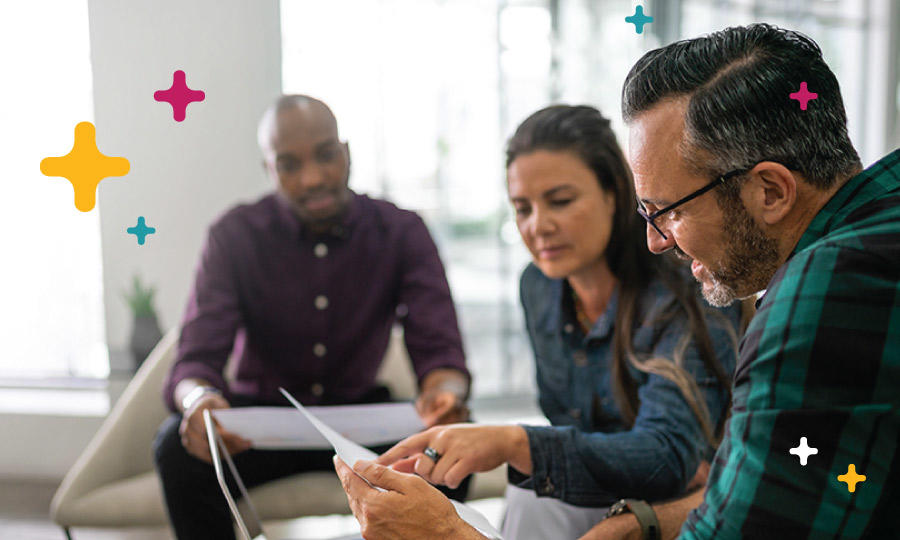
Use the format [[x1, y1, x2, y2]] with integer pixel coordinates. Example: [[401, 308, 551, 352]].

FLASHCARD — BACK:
[[606, 499, 628, 518]]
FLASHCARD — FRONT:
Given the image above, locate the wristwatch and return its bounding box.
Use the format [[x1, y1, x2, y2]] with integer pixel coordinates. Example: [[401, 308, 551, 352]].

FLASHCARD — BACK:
[[606, 499, 661, 540], [181, 385, 222, 412]]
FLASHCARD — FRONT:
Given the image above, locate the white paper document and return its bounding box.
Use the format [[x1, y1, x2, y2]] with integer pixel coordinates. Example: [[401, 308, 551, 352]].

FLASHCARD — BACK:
[[212, 402, 424, 450], [279, 388, 503, 540]]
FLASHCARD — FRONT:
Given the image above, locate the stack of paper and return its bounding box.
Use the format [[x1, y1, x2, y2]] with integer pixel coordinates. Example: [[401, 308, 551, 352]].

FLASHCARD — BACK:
[[212, 403, 424, 449]]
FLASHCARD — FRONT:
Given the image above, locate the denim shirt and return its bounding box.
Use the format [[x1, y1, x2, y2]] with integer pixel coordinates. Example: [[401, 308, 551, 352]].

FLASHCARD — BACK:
[[512, 263, 740, 507]]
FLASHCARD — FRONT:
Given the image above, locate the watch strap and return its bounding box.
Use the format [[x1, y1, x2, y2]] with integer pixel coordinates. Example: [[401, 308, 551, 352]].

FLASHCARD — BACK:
[[181, 385, 222, 412], [625, 499, 661, 540]]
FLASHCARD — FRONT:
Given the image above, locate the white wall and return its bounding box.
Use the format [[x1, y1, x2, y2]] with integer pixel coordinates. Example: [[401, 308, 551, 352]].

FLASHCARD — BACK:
[[0, 0, 282, 480], [0, 413, 103, 480], [90, 0, 283, 356]]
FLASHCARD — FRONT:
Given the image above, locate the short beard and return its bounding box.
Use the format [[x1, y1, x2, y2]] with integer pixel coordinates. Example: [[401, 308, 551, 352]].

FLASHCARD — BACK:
[[701, 195, 780, 307]]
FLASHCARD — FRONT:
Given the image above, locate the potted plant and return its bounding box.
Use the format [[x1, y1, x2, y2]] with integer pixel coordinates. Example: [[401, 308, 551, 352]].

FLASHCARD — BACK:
[[122, 274, 163, 371]]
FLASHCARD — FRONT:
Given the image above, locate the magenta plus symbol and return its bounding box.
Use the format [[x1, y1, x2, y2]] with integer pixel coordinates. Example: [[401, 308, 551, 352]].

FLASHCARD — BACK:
[[789, 82, 818, 111], [154, 70, 205, 122]]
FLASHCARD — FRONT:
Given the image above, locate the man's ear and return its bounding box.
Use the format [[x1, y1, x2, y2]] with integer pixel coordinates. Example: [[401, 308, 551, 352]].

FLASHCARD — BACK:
[[343, 141, 351, 167], [261, 157, 276, 181], [743, 161, 797, 226]]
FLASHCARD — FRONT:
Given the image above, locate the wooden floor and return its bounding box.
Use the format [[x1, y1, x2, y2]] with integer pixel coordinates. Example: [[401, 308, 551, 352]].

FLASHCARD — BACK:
[[0, 478, 505, 540]]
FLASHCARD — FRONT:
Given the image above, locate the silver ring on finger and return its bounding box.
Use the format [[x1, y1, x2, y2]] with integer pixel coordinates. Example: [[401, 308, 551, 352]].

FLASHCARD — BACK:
[[424, 446, 442, 462]]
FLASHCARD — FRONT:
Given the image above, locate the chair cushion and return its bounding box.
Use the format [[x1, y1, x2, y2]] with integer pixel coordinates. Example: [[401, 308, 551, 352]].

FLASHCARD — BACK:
[[56, 466, 507, 527], [470, 466, 507, 501], [247, 471, 350, 519], [54, 470, 355, 527], [53, 472, 167, 527]]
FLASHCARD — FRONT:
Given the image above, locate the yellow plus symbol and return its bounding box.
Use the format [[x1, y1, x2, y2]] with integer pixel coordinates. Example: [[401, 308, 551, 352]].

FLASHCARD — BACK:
[[837, 464, 866, 493], [40, 122, 130, 212]]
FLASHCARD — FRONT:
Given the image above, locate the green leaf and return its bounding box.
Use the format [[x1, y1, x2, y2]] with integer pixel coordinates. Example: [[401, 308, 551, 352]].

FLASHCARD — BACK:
[[122, 274, 157, 318]]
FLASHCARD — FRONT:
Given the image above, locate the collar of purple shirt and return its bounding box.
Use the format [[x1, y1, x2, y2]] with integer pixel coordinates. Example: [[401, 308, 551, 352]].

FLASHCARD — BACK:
[[272, 189, 363, 242]]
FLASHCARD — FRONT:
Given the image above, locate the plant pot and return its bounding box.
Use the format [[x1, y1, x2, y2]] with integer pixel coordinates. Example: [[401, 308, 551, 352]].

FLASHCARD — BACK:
[[130, 313, 163, 372]]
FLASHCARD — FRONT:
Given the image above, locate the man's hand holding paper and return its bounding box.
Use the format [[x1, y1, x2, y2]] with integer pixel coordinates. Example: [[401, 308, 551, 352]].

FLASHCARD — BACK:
[[279, 388, 502, 539], [334, 457, 486, 540]]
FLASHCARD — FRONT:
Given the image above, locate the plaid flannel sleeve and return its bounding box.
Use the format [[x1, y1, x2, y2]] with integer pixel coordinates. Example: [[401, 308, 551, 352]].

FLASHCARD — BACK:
[[681, 244, 900, 539]]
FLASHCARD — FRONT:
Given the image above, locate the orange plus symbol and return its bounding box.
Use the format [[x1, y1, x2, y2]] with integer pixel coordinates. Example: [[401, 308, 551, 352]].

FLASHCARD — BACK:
[[837, 464, 866, 493], [40, 122, 130, 212]]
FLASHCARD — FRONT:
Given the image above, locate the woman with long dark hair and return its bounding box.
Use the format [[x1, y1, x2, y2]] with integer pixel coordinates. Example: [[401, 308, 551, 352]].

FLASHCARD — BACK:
[[337, 105, 742, 540]]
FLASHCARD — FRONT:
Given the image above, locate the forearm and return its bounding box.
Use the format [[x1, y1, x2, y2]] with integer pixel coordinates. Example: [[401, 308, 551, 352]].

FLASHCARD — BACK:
[[580, 488, 705, 540], [523, 424, 693, 505], [505, 425, 533, 475], [655, 488, 705, 539]]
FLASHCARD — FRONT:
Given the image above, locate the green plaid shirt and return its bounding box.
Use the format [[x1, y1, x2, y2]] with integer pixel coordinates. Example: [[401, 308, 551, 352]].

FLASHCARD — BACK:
[[682, 149, 900, 539]]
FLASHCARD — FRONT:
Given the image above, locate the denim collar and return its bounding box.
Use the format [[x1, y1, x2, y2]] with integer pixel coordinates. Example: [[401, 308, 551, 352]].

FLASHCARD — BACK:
[[539, 278, 620, 341]]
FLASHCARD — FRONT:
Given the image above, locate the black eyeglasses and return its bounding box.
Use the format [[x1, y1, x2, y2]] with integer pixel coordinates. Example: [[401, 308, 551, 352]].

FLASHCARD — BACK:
[[637, 167, 749, 240]]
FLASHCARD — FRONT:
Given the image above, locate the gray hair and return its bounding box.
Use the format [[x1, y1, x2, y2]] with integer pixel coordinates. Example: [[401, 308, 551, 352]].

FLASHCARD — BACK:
[[622, 23, 861, 193]]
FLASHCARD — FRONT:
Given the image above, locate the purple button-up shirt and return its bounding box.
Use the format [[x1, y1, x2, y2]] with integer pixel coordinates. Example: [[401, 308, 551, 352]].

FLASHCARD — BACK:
[[163, 191, 468, 412]]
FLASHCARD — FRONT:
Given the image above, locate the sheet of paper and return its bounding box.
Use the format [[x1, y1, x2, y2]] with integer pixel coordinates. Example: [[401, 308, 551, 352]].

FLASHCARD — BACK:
[[279, 389, 380, 466], [279, 388, 503, 540], [212, 403, 424, 450]]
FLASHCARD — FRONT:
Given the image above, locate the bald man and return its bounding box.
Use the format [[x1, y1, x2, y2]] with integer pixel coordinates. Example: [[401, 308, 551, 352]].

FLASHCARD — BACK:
[[153, 95, 471, 540]]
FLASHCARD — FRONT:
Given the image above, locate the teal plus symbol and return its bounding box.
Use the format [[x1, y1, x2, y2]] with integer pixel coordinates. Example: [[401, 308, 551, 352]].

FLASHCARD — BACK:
[[625, 5, 653, 34], [127, 216, 156, 245]]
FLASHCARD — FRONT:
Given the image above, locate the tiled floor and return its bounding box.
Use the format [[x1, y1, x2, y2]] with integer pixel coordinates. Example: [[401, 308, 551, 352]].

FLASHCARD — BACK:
[[0, 519, 169, 540]]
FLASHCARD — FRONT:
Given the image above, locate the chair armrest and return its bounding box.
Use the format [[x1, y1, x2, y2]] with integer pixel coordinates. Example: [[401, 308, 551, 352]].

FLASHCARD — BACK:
[[375, 326, 418, 401], [51, 328, 179, 524]]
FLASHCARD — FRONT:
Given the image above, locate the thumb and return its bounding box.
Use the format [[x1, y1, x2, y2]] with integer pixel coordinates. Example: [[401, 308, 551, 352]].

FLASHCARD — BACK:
[[354, 459, 415, 494], [391, 456, 418, 474]]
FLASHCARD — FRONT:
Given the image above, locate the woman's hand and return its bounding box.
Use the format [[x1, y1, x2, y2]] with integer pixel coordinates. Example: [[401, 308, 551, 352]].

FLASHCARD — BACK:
[[376, 424, 532, 489], [334, 457, 486, 540]]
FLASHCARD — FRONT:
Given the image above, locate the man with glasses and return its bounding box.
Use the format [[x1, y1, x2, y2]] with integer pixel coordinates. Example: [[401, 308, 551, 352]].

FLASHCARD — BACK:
[[584, 23, 900, 539]]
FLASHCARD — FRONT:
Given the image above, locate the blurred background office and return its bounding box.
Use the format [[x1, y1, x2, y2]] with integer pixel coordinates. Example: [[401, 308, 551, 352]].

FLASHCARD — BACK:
[[1, 0, 898, 537]]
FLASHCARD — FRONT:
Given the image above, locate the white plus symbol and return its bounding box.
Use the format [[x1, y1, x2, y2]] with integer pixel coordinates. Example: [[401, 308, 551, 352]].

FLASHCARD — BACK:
[[789, 437, 818, 466]]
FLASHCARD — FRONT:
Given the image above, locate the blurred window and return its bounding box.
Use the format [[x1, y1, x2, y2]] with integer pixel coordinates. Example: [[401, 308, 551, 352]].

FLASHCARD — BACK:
[[281, 0, 896, 397], [0, 0, 108, 383]]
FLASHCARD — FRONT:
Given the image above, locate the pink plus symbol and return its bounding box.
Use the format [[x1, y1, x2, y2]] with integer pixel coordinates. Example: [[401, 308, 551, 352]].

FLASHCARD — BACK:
[[789, 82, 818, 111], [154, 70, 205, 122]]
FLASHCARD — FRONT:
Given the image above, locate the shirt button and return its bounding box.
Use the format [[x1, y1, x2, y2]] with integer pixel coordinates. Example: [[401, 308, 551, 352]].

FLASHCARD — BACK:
[[573, 350, 588, 367], [569, 409, 581, 419], [315, 295, 329, 310], [541, 477, 555, 495], [314, 243, 328, 258], [311, 383, 324, 397], [563, 323, 574, 334], [313, 343, 327, 357]]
